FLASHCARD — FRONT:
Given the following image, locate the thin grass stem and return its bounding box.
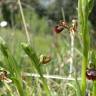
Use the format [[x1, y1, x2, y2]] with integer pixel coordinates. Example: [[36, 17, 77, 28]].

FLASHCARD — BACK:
[[17, 0, 30, 44]]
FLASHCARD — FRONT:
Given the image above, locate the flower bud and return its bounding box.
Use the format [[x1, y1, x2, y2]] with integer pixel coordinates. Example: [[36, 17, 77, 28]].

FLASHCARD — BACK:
[[40, 54, 51, 64]]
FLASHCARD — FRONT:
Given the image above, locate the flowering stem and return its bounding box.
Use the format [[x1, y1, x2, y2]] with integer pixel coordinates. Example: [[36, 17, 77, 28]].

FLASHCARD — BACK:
[[69, 31, 74, 77]]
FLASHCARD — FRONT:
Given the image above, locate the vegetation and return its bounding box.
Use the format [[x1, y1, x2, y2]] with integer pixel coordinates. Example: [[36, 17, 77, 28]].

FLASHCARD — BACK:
[[0, 0, 96, 96]]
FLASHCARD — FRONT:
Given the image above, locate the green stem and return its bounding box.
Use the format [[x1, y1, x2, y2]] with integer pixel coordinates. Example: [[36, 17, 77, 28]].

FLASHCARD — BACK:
[[81, 57, 87, 96], [78, 0, 90, 95], [92, 81, 96, 96], [81, 17, 89, 96], [82, 31, 88, 96], [81, 19, 89, 96]]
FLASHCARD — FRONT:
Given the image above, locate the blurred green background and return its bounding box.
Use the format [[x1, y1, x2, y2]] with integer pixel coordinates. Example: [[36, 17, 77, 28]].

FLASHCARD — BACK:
[[0, 0, 95, 96]]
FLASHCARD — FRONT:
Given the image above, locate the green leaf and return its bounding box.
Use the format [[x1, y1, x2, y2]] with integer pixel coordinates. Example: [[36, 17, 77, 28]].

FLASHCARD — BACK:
[[0, 40, 26, 96], [87, 0, 94, 15]]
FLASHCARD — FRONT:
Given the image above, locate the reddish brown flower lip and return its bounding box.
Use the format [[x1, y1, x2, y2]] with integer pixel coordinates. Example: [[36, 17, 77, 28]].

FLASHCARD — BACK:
[[86, 68, 96, 80], [53, 25, 64, 33]]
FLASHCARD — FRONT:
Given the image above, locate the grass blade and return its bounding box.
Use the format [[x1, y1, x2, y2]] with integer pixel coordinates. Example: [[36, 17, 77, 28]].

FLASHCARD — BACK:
[[21, 43, 51, 96], [0, 39, 26, 96]]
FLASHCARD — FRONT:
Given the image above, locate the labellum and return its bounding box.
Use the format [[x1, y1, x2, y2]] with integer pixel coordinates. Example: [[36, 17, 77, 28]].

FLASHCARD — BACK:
[[53, 25, 64, 33], [86, 68, 96, 80], [40, 54, 51, 64], [0, 70, 12, 83], [53, 20, 69, 34]]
